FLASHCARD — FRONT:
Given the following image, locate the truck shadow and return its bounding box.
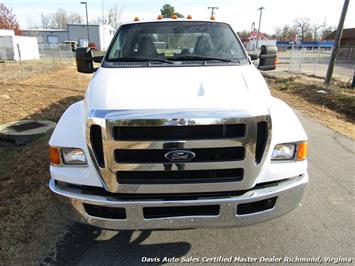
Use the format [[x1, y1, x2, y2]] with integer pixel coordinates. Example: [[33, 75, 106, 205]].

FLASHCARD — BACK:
[[43, 223, 191, 265]]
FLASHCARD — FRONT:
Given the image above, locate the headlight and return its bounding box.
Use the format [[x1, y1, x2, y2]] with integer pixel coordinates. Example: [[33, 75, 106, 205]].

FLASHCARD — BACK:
[[271, 143, 296, 160], [62, 148, 87, 165], [49, 146, 87, 166], [271, 142, 308, 161]]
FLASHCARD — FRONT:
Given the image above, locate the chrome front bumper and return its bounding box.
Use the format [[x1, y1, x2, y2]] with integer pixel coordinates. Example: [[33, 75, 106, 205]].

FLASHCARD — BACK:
[[49, 173, 307, 230]]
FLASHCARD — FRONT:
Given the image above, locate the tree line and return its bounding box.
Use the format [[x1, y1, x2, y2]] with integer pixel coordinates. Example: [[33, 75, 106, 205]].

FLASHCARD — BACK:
[[239, 16, 336, 42], [274, 17, 335, 41]]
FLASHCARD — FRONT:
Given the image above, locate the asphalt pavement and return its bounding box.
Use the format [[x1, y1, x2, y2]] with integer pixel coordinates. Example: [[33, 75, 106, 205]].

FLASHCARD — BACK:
[[46, 112, 355, 266]]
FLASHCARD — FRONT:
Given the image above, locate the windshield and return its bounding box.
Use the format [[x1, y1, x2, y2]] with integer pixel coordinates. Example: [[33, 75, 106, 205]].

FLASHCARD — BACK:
[[105, 21, 248, 64]]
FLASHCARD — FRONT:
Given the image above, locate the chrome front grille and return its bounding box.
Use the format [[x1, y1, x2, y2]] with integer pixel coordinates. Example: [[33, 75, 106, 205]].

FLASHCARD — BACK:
[[87, 109, 271, 193]]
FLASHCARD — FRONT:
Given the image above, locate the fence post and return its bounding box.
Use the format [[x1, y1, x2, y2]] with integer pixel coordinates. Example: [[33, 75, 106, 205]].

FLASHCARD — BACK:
[[16, 44, 24, 79], [298, 46, 305, 73], [58, 45, 61, 62], [313, 46, 321, 76], [288, 45, 293, 72], [348, 45, 353, 63]]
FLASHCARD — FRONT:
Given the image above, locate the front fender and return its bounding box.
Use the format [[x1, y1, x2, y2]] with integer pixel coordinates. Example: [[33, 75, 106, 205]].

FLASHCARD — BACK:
[[256, 97, 308, 184], [49, 101, 103, 187]]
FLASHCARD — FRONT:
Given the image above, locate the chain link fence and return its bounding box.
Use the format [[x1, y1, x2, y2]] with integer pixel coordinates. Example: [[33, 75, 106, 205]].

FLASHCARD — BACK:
[[279, 46, 355, 83], [0, 44, 74, 82]]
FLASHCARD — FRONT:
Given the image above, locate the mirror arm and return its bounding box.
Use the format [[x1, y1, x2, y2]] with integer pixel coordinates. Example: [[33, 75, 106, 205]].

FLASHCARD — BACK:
[[93, 56, 104, 63]]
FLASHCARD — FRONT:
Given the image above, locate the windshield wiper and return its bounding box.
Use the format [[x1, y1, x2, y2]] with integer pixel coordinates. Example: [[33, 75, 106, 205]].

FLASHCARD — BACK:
[[108, 57, 174, 64], [171, 55, 239, 63]]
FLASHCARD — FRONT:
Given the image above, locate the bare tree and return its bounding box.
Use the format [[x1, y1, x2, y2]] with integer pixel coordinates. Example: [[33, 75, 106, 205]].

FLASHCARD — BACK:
[[40, 13, 51, 29], [274, 26, 282, 40], [237, 30, 250, 40], [108, 5, 123, 29], [50, 9, 68, 29], [311, 23, 323, 41], [68, 12, 82, 24], [276, 24, 298, 41], [321, 25, 336, 40], [293, 17, 311, 42], [0, 3, 21, 35], [41, 9, 83, 29]]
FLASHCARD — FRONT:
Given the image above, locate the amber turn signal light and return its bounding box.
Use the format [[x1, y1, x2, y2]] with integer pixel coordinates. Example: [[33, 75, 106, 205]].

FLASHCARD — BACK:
[[49, 146, 61, 165], [297, 142, 308, 161]]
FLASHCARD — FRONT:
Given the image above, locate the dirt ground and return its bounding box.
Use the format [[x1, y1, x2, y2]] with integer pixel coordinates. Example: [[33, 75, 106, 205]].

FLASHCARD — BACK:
[[0, 66, 353, 265], [0, 67, 91, 264]]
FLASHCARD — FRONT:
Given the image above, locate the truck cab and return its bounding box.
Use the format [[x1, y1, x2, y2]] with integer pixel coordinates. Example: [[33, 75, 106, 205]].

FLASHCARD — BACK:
[[49, 18, 308, 230]]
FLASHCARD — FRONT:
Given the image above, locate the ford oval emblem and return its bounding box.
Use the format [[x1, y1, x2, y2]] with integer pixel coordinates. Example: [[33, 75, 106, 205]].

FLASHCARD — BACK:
[[165, 150, 195, 162]]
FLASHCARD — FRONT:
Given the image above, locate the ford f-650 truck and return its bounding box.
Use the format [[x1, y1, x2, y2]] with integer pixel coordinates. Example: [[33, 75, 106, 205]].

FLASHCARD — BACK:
[[49, 18, 308, 230]]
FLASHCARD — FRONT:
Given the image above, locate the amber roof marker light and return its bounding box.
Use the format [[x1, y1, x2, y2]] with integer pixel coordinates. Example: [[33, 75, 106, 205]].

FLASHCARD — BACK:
[[187, 15, 192, 19]]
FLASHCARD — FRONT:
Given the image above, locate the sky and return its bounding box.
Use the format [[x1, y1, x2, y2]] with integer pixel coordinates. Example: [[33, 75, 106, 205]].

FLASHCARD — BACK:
[[3, 0, 355, 34]]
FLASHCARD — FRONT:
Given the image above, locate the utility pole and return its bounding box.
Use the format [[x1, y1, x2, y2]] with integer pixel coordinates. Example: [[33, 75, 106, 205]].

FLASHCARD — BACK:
[[81, 1, 90, 43], [256, 7, 265, 51], [101, 0, 105, 23], [208, 6, 219, 17], [324, 0, 350, 85]]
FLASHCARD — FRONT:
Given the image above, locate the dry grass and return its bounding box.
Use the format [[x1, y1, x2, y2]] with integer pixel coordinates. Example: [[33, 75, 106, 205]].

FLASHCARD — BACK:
[[0, 66, 91, 264], [0, 59, 74, 83], [265, 74, 355, 139]]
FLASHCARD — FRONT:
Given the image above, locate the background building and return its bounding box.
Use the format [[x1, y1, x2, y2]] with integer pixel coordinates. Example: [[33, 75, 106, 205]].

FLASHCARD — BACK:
[[325, 28, 355, 47], [22, 24, 115, 51], [21, 29, 68, 47]]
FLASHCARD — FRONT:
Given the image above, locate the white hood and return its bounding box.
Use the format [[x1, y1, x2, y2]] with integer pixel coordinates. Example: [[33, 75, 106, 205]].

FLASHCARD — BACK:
[[85, 64, 271, 116]]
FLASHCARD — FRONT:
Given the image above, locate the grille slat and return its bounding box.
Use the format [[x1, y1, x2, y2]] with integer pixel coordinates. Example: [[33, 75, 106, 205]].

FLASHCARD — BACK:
[[117, 168, 244, 184], [113, 124, 246, 141], [115, 147, 245, 164]]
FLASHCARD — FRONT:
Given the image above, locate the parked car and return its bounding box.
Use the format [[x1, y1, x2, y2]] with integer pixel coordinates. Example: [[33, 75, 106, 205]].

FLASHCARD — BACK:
[[88, 42, 97, 50], [49, 18, 308, 230], [63, 41, 78, 52]]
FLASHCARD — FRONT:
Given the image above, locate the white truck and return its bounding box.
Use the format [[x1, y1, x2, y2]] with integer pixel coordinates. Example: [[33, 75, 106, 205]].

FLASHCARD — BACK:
[[49, 18, 308, 230]]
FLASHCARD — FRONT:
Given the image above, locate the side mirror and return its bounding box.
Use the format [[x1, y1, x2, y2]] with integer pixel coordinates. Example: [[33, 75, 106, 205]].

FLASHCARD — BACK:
[[76, 48, 95, 73], [258, 45, 277, 71]]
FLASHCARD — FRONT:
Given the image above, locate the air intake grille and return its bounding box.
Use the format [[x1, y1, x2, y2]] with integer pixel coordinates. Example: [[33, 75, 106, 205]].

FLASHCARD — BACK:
[[117, 168, 244, 184], [143, 205, 220, 219], [115, 147, 245, 164], [113, 124, 246, 141], [90, 125, 105, 167], [255, 121, 268, 164], [88, 110, 271, 193]]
